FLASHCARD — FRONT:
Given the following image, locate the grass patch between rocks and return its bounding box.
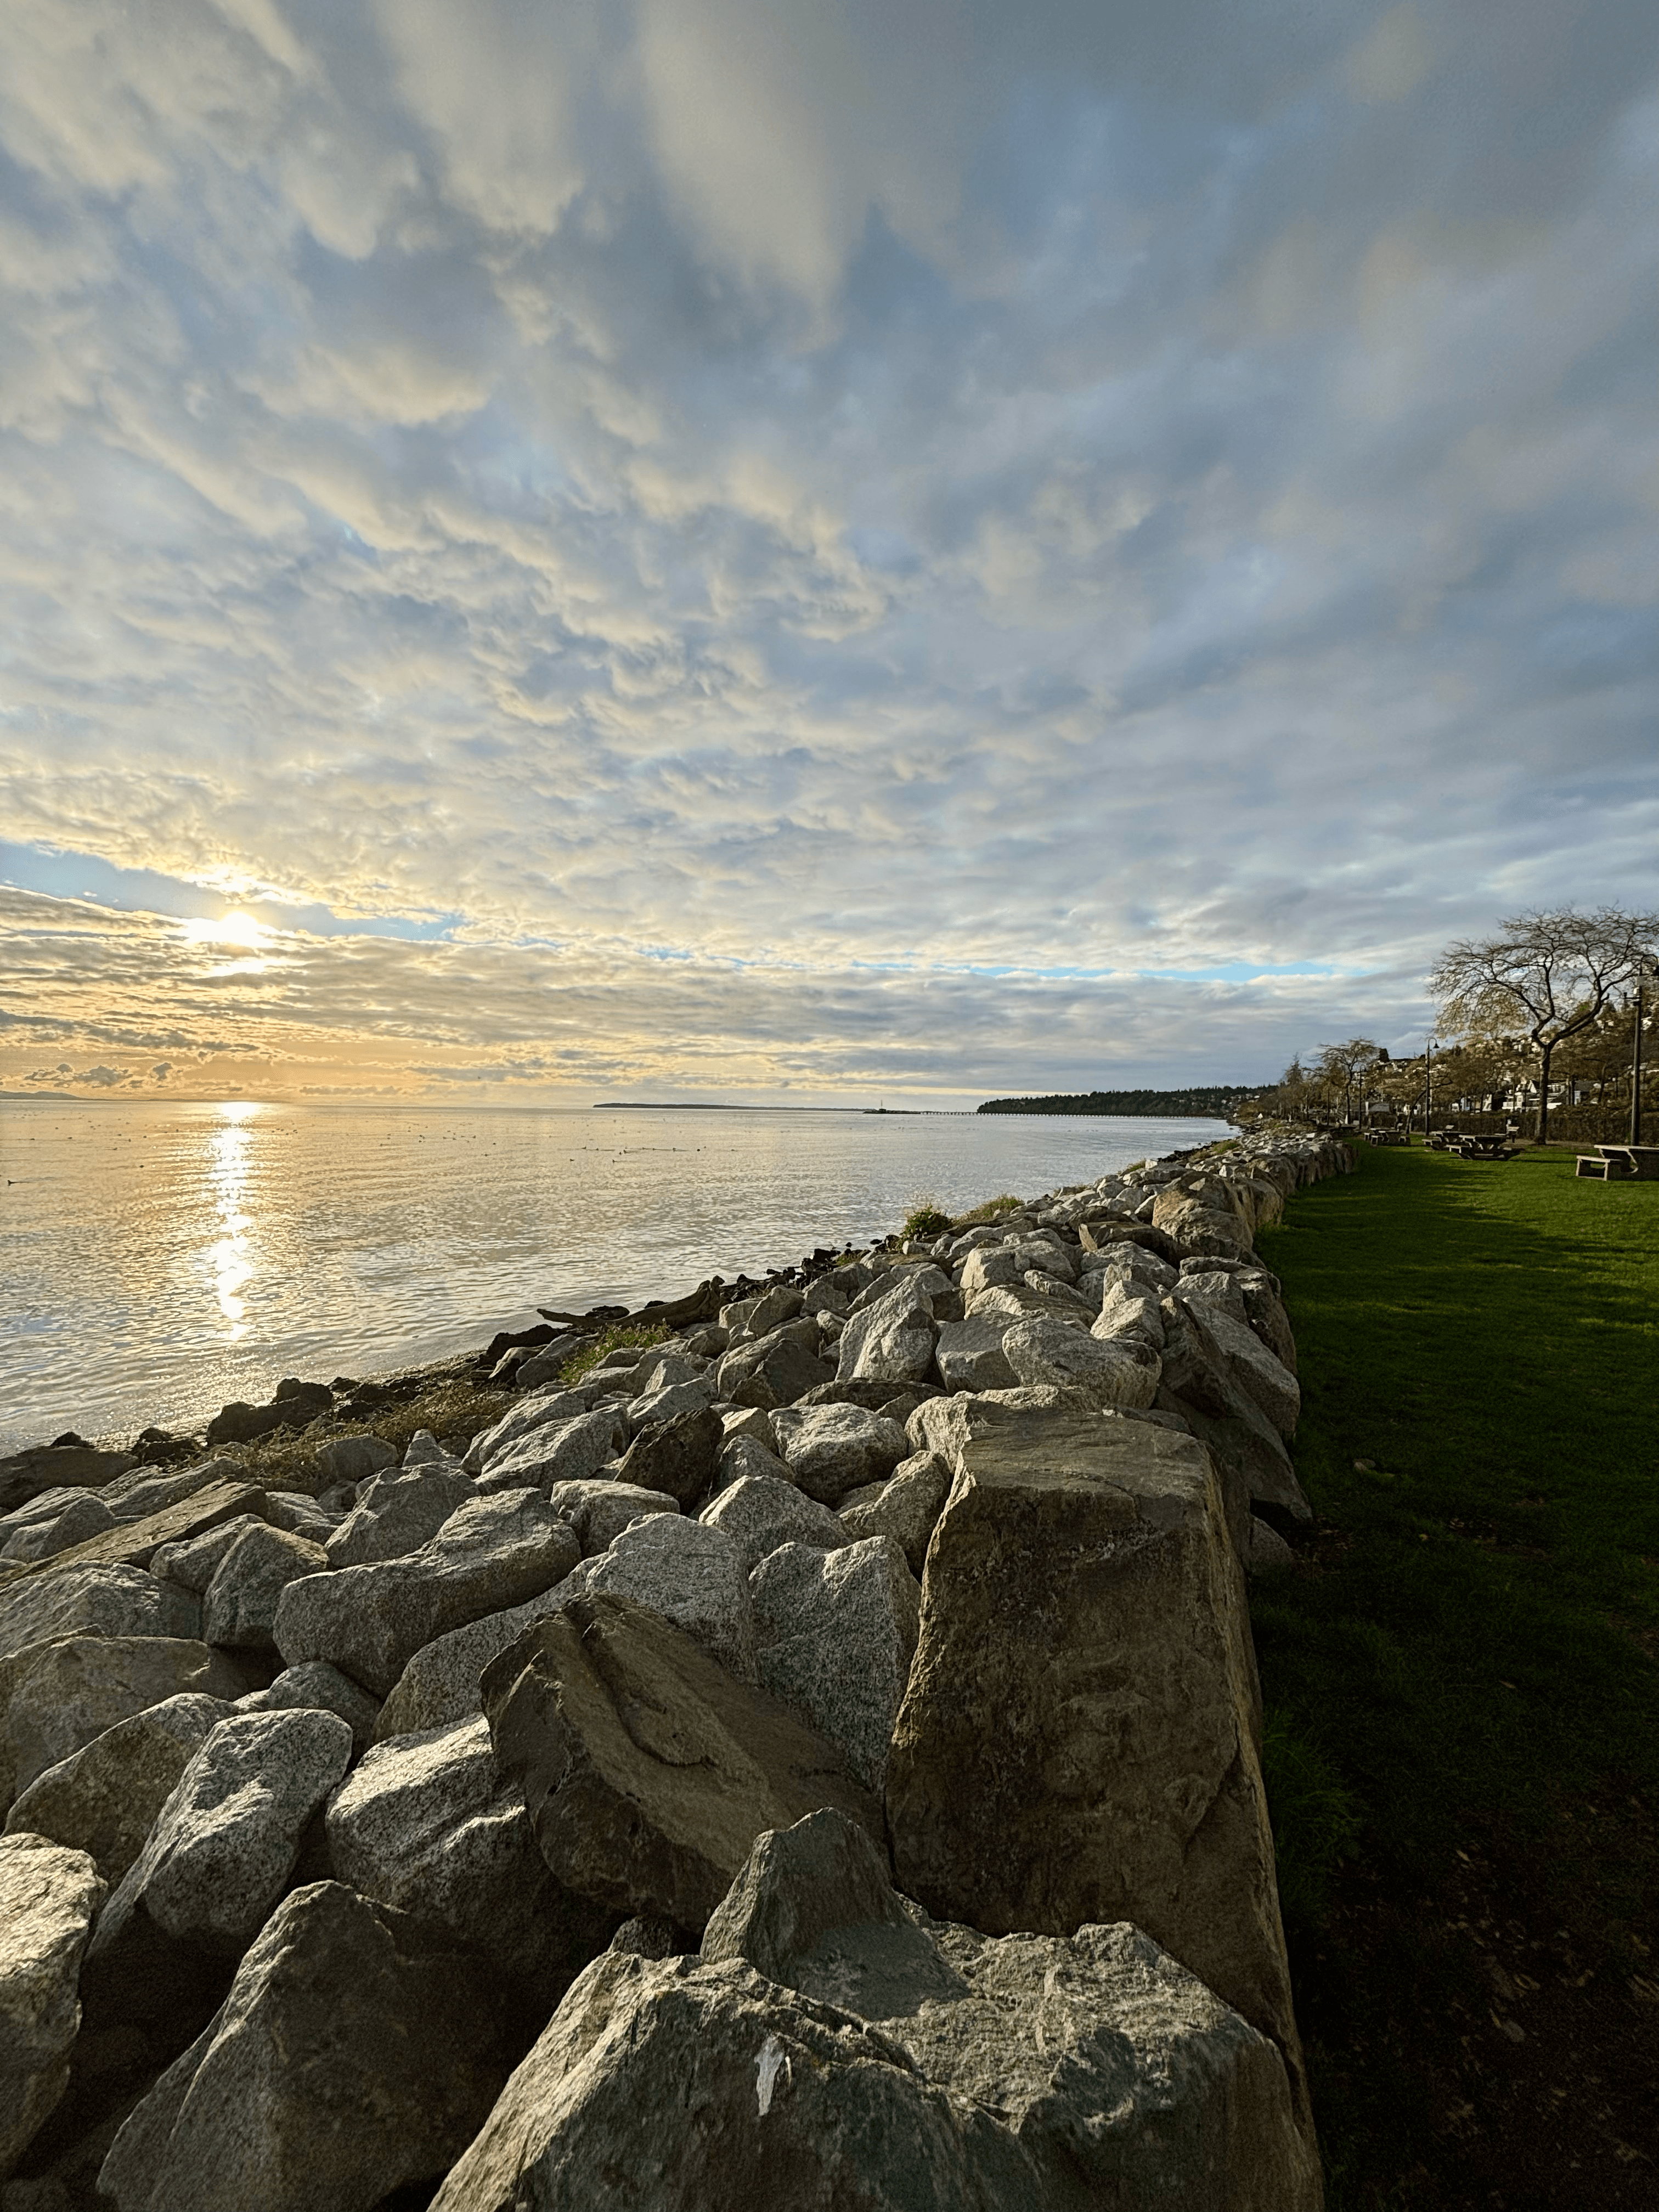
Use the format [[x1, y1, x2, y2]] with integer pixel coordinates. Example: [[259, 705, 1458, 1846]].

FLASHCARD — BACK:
[[231, 1375, 513, 1494], [557, 1322, 670, 1387], [1252, 1142, 1659, 2208], [950, 1193, 1023, 1227]]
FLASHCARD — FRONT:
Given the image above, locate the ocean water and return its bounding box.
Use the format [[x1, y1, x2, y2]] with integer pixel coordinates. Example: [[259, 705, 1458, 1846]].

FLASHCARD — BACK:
[[0, 1099, 1229, 1452]]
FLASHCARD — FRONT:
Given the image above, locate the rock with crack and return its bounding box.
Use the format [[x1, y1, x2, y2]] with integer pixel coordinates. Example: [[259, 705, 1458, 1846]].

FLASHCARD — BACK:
[[544, 1477, 676, 1555], [0, 1566, 202, 1666], [274, 1490, 580, 1697], [834, 1451, 952, 1578], [326, 1715, 615, 2010], [931, 1316, 1017, 1392], [834, 1276, 938, 1389], [611, 1403, 723, 1509], [750, 1536, 920, 1792], [1177, 1300, 1301, 1438], [3, 1692, 233, 1886], [0, 1833, 106, 2181], [1, 1492, 119, 1564], [482, 1590, 884, 1937], [0, 1635, 247, 1818], [769, 1403, 911, 1507], [96, 1881, 518, 2212], [371, 1573, 585, 1742], [150, 1515, 265, 1593], [323, 1457, 475, 1568], [884, 1407, 1313, 2152], [563, 1513, 757, 1682], [233, 1660, 381, 1749], [697, 1473, 849, 1573], [1156, 1300, 1311, 1526], [1000, 1312, 1161, 1408], [475, 1407, 630, 1495], [714, 1320, 835, 1411]]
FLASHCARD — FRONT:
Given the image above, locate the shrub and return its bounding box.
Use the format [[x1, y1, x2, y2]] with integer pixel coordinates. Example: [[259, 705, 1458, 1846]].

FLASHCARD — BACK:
[[559, 1321, 669, 1386], [950, 1193, 1023, 1227], [901, 1203, 953, 1242]]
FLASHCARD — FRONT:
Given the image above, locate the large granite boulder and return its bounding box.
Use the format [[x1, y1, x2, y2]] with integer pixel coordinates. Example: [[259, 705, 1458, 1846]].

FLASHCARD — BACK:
[[714, 1320, 834, 1410], [371, 1578, 584, 1742], [834, 1450, 952, 1577], [751, 1536, 921, 1791], [462, 1388, 590, 1474], [612, 1403, 723, 1509], [884, 1409, 1313, 2147], [0, 1443, 136, 1520], [274, 1491, 580, 1696], [0, 1635, 247, 1816], [201, 1523, 329, 1651], [432, 1807, 1321, 2212], [482, 1592, 884, 1937], [234, 1660, 382, 1749], [326, 1716, 613, 2007], [1, 1492, 119, 1564], [149, 1514, 265, 1592], [97, 1882, 517, 2212], [475, 1406, 630, 1494], [0, 1833, 106, 2180], [564, 1513, 756, 1681], [1178, 1299, 1301, 1437], [769, 1402, 911, 1506], [0, 1565, 201, 1663], [4, 1692, 233, 1886], [1001, 1311, 1161, 1407], [1151, 1188, 1255, 1260], [698, 1473, 848, 1572], [1156, 1300, 1312, 1523], [834, 1275, 938, 1389], [932, 1315, 1018, 1391], [323, 1458, 475, 1567]]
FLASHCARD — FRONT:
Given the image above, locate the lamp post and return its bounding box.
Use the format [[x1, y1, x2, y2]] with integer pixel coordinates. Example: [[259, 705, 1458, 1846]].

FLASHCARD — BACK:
[[1424, 1036, 1435, 1139], [1633, 964, 1656, 1147]]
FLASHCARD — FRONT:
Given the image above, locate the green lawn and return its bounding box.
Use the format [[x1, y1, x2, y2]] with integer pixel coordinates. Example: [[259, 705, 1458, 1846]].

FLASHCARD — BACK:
[[1251, 1143, 1659, 2209]]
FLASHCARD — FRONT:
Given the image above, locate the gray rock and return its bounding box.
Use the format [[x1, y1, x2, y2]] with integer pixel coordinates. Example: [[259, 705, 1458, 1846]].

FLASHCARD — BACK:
[[1, 1636, 247, 1816], [0, 1444, 136, 1521], [625, 1376, 715, 1430], [1094, 1278, 1167, 1349], [769, 1402, 911, 1507], [932, 1315, 1017, 1391], [3, 1693, 232, 1887], [1002, 1312, 1162, 1407], [743, 1284, 805, 1336], [1175, 1267, 1250, 1323], [148, 1516, 264, 1594], [1, 1494, 118, 1564], [836, 1452, 952, 1577], [1245, 1516, 1296, 1573], [326, 1717, 613, 2004], [1019, 1270, 1097, 1317], [463, 1387, 591, 1474], [698, 1475, 848, 1573], [261, 1492, 338, 1544], [1156, 1301, 1312, 1523], [0, 1833, 106, 2180], [716, 1431, 795, 1489], [800, 1276, 849, 1318], [400, 1427, 458, 1469], [567, 1514, 756, 1682], [720, 1404, 776, 1449], [612, 1403, 722, 1509], [235, 1660, 382, 1748], [703, 1808, 1322, 2210], [475, 1406, 630, 1494], [96, 1881, 518, 2212], [1184, 1303, 1301, 1437], [102, 1459, 253, 1523], [483, 1591, 885, 1937], [885, 1408, 1313, 2148], [311, 1432, 397, 1485], [201, 1523, 330, 1652], [274, 1490, 581, 1697], [751, 1536, 921, 1792], [89, 1709, 352, 1966], [1088, 1243, 1180, 1297], [957, 1244, 1020, 1294], [0, 1566, 201, 1664], [544, 1478, 678, 1555], [372, 1573, 584, 1742], [323, 1457, 475, 1567], [834, 1277, 938, 1389], [714, 1320, 834, 1410]]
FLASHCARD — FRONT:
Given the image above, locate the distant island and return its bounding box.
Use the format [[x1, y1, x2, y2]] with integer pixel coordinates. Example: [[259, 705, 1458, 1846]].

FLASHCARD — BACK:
[[977, 1086, 1260, 1117]]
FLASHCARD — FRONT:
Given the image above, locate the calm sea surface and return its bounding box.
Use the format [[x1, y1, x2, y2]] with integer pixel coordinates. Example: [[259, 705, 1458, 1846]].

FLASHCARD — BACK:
[[0, 1100, 1229, 1452]]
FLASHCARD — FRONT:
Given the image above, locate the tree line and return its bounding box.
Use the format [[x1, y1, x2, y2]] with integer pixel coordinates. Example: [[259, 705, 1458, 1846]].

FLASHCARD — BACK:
[[977, 1085, 1262, 1118]]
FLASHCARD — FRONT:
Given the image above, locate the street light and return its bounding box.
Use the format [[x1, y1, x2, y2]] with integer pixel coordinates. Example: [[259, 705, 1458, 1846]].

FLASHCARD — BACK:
[[1632, 962, 1657, 1147]]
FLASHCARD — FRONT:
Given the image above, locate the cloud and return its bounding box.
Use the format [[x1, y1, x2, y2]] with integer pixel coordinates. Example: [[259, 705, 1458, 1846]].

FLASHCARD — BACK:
[[0, 2, 1652, 1100]]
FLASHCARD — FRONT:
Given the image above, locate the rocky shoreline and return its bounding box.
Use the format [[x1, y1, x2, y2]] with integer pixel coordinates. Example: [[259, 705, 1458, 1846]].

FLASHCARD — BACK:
[[1, 1127, 1349, 2210]]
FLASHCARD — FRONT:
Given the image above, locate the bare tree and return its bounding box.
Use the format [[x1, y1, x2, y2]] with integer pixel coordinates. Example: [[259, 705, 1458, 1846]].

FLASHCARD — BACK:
[[1316, 1037, 1384, 1124], [1429, 909, 1659, 1144]]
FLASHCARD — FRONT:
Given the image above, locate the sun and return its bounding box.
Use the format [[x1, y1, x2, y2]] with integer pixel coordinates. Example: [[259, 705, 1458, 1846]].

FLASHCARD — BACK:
[[181, 910, 272, 951]]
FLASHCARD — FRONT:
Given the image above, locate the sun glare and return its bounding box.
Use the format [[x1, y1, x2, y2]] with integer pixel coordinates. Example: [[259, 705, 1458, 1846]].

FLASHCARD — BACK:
[[182, 909, 270, 950]]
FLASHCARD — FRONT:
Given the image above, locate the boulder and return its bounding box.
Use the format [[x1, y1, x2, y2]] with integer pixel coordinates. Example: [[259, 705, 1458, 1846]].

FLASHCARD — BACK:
[[612, 1403, 723, 1509], [544, 1477, 678, 1554], [311, 1432, 397, 1484], [769, 1403, 911, 1507], [932, 1316, 1017, 1392], [751, 1536, 921, 1791], [4, 1692, 233, 1886], [1077, 1217, 1183, 1267], [323, 1458, 475, 1567], [834, 1277, 938, 1389], [1, 1493, 117, 1564], [0, 1834, 106, 2180], [462, 1387, 590, 1474], [274, 1490, 580, 1697], [234, 1660, 382, 1749], [1094, 1278, 1167, 1350], [836, 1451, 952, 1576], [957, 1245, 1020, 1294], [1245, 1516, 1296, 1573], [0, 1444, 136, 1520], [1150, 1190, 1255, 1260], [885, 1409, 1312, 2142], [1156, 1301, 1312, 1522], [0, 1635, 247, 1816], [482, 1591, 884, 1937], [714, 1320, 834, 1410], [566, 1513, 757, 1682], [0, 1480, 265, 1627], [326, 1717, 614, 2008], [201, 1523, 330, 1652], [1181, 1302, 1301, 1437], [1001, 1313, 1161, 1407], [625, 1376, 715, 1430], [698, 1474, 848, 1573], [742, 1283, 805, 1336], [96, 1882, 517, 2212], [474, 1406, 629, 1494], [373, 1573, 584, 1742], [720, 1404, 777, 1449], [149, 1514, 265, 1593], [262, 1490, 338, 1544], [1018, 1271, 1097, 1318]]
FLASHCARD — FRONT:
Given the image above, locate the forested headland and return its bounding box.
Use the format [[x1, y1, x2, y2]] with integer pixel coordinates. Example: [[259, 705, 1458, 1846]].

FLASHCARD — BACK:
[[976, 1085, 1259, 1117]]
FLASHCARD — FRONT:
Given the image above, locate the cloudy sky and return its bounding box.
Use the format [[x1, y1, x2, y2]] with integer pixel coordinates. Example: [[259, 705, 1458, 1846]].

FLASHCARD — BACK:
[[2, 0, 1654, 1107]]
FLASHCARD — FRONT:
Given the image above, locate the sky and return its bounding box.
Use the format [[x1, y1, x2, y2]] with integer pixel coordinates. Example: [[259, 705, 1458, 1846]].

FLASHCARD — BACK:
[[1, 0, 1654, 1107]]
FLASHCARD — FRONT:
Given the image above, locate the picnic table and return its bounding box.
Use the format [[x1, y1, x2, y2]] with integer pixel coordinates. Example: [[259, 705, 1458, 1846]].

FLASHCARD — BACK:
[[1576, 1144, 1659, 1181], [1454, 1135, 1516, 1160]]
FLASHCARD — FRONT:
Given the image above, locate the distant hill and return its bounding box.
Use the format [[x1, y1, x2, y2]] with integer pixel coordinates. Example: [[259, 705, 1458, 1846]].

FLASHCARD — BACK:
[[977, 1086, 1260, 1118]]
